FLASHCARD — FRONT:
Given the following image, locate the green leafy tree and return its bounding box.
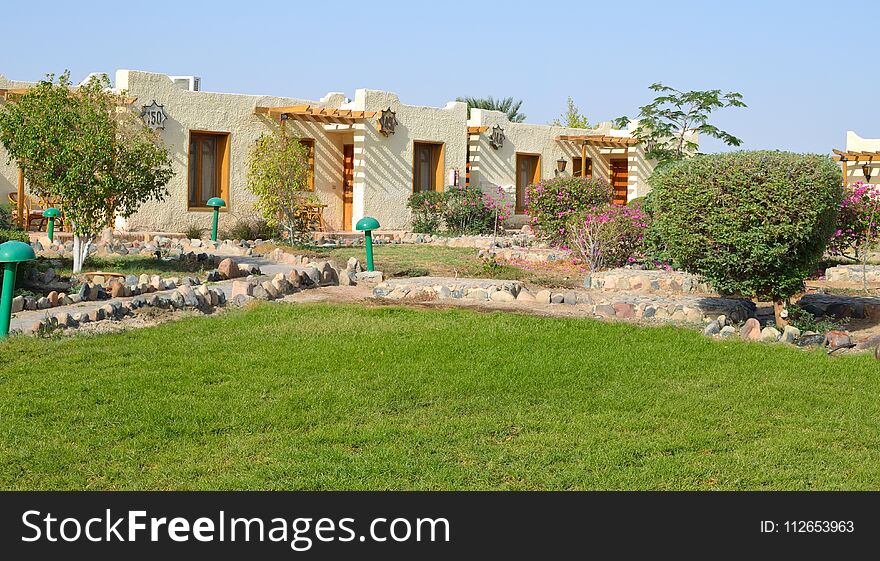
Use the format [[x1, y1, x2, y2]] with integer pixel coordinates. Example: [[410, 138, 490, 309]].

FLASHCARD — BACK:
[[247, 132, 314, 244], [614, 83, 746, 166], [456, 96, 526, 122], [0, 71, 173, 273], [648, 151, 842, 324], [551, 96, 590, 128]]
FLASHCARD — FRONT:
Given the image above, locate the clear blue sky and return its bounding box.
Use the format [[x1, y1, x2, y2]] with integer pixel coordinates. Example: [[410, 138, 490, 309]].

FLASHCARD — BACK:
[[2, 0, 867, 154]]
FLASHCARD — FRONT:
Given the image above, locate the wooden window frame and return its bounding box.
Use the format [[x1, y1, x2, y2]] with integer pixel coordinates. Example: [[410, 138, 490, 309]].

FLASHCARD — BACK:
[[572, 156, 593, 179], [300, 138, 315, 191], [412, 141, 445, 193], [187, 130, 230, 211], [515, 152, 541, 214]]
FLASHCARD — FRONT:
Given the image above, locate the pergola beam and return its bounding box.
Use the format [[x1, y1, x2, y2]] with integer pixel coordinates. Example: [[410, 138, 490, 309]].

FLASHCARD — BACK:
[[555, 134, 638, 146], [832, 148, 880, 162], [255, 105, 376, 124]]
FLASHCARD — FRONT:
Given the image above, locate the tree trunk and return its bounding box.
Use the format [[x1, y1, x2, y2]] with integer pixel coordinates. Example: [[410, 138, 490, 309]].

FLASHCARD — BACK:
[[72, 234, 93, 274], [773, 300, 789, 328]]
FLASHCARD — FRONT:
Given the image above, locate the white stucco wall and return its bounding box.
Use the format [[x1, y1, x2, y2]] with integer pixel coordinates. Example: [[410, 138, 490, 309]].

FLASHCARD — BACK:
[[844, 131, 880, 187], [351, 90, 468, 230]]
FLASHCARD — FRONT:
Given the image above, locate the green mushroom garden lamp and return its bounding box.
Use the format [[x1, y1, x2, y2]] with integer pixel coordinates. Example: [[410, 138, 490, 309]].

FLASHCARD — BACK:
[[0, 240, 36, 338], [206, 197, 226, 241], [355, 216, 380, 272], [42, 208, 61, 242]]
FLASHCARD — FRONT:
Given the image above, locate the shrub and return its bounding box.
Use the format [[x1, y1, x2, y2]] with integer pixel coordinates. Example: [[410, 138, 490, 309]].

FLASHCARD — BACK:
[[407, 191, 444, 234], [442, 184, 496, 236], [565, 203, 649, 273], [827, 181, 880, 261], [183, 223, 205, 240], [219, 216, 280, 241], [648, 151, 842, 305], [526, 176, 612, 245], [0, 203, 15, 230], [0, 228, 29, 244]]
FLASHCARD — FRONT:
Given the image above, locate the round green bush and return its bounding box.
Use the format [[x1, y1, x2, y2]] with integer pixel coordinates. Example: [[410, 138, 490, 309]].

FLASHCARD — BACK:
[[649, 151, 842, 300], [526, 176, 612, 245]]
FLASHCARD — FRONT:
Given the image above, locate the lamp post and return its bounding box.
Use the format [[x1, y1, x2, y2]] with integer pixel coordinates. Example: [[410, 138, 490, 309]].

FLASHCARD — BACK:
[[555, 157, 567, 176], [355, 216, 380, 272], [862, 163, 873, 183], [206, 197, 226, 241], [42, 208, 61, 243], [0, 240, 36, 338]]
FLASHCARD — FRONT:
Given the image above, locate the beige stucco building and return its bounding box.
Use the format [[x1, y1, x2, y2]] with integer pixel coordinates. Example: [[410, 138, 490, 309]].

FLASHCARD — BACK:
[[1, 69, 662, 233], [837, 131, 880, 187]]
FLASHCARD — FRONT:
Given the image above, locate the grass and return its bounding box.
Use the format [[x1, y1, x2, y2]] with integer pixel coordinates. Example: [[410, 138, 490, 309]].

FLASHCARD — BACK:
[[48, 255, 211, 279], [260, 243, 583, 288], [1, 302, 879, 490]]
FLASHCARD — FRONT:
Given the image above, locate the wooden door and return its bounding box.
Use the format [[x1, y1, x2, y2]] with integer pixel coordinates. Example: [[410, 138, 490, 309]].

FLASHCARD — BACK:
[[342, 144, 354, 230], [515, 154, 540, 213], [610, 159, 629, 205]]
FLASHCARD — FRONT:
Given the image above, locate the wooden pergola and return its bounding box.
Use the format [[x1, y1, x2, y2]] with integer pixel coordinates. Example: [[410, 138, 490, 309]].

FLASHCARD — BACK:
[[254, 105, 377, 125], [832, 148, 880, 185], [555, 134, 638, 176]]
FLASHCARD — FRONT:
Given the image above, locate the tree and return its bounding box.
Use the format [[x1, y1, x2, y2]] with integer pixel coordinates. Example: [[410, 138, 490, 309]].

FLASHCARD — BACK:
[[614, 83, 746, 167], [456, 96, 526, 122], [247, 131, 313, 244], [550, 96, 590, 129], [0, 71, 172, 273], [648, 151, 842, 325]]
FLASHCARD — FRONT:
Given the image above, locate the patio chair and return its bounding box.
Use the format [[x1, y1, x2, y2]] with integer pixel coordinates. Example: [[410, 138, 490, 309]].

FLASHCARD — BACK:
[[7, 192, 46, 231]]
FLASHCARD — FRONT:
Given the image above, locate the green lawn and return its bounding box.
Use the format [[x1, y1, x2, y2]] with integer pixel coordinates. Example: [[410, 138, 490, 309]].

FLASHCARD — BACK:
[[1, 302, 878, 490]]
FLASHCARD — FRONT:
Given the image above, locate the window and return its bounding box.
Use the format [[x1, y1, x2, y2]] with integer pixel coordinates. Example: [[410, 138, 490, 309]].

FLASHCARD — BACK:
[[515, 153, 540, 213], [572, 157, 592, 179], [300, 138, 315, 191], [413, 141, 444, 192], [188, 131, 229, 208]]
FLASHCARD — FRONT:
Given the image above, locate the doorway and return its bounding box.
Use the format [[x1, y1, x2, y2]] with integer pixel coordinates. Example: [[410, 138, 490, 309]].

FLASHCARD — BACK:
[[610, 158, 629, 205], [342, 144, 354, 230], [515, 153, 540, 213]]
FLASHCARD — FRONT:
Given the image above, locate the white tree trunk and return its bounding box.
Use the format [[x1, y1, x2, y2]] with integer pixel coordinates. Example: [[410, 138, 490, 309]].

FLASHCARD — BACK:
[[72, 234, 93, 274]]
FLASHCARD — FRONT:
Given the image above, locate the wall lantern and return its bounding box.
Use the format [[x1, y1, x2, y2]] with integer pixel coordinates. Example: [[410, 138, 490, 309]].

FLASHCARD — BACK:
[[556, 157, 567, 176], [488, 125, 505, 150], [377, 107, 398, 136], [863, 163, 873, 183]]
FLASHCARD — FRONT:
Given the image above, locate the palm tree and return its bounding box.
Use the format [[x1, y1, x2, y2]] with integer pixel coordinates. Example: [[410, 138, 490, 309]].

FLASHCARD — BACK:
[[456, 96, 526, 123]]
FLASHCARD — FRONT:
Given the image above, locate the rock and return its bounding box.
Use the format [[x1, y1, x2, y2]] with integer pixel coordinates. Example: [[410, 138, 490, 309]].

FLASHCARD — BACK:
[[346, 257, 362, 273], [719, 325, 737, 338], [716, 314, 726, 326], [595, 304, 616, 318], [612, 302, 635, 318], [339, 271, 354, 286], [563, 291, 578, 305], [285, 269, 303, 288], [232, 294, 255, 306], [110, 282, 125, 298], [37, 297, 50, 310], [516, 289, 536, 302], [47, 290, 59, 306], [78, 283, 89, 301], [490, 290, 515, 302], [467, 289, 489, 301], [92, 274, 106, 286], [824, 330, 854, 351], [176, 285, 201, 307], [261, 280, 280, 299], [76, 313, 90, 324], [44, 268, 56, 283], [354, 271, 383, 284], [139, 274, 150, 286], [740, 318, 761, 340], [703, 320, 721, 336], [54, 312, 73, 327], [299, 266, 321, 287], [205, 270, 222, 282], [796, 333, 826, 347], [534, 289, 551, 304], [125, 275, 139, 286], [272, 276, 291, 295], [856, 334, 880, 350], [11, 296, 24, 313], [760, 326, 781, 342], [217, 258, 239, 280], [550, 293, 564, 304], [781, 325, 801, 344], [252, 284, 271, 300], [231, 280, 252, 298], [436, 286, 451, 298]]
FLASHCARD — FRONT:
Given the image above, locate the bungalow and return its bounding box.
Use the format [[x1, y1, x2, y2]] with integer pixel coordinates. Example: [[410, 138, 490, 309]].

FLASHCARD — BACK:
[[0, 69, 662, 233]]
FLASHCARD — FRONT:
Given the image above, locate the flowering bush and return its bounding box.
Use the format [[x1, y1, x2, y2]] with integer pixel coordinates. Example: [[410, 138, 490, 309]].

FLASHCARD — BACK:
[[407, 191, 444, 234], [565, 203, 649, 273], [828, 181, 880, 260], [526, 176, 612, 245], [407, 185, 513, 236]]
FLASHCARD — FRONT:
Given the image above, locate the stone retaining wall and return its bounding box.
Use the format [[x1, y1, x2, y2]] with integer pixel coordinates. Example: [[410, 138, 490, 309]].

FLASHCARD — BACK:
[[372, 276, 755, 323], [584, 268, 714, 294], [824, 264, 880, 284]]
